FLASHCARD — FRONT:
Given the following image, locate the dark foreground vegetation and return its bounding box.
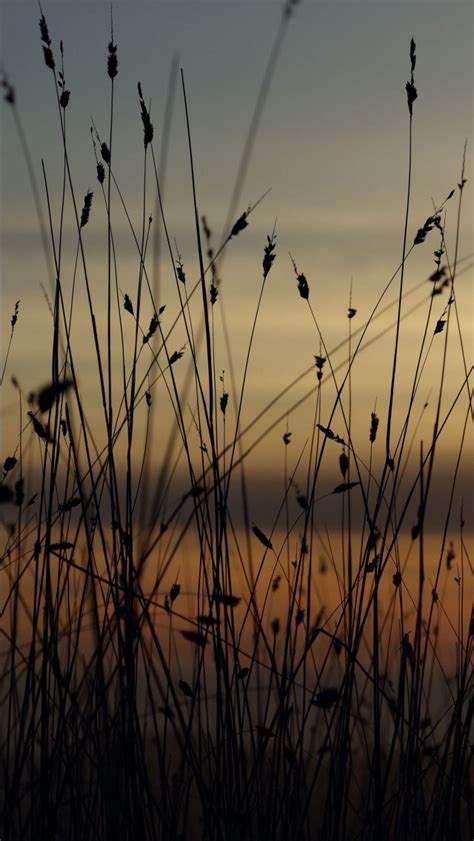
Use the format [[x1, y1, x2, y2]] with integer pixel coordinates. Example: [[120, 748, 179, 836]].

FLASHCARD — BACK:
[[0, 4, 472, 840]]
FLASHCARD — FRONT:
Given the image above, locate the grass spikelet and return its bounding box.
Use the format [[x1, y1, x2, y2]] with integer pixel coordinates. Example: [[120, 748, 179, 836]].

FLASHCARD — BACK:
[[339, 451, 349, 477], [79, 190, 93, 228], [10, 300, 19, 330], [230, 209, 248, 237], [27, 411, 48, 440], [175, 248, 186, 284], [414, 213, 440, 246], [392, 571, 402, 587], [1, 71, 15, 105], [197, 615, 219, 626], [331, 481, 359, 494], [42, 45, 55, 71], [180, 630, 208, 647], [169, 349, 184, 365], [251, 523, 273, 550], [59, 89, 70, 108], [39, 11, 51, 46], [262, 229, 277, 280], [36, 379, 73, 413], [220, 390, 229, 416], [369, 411, 379, 442], [297, 272, 309, 299], [137, 81, 153, 147], [142, 312, 160, 344], [3, 456, 17, 474], [169, 583, 180, 603], [100, 141, 111, 164], [406, 37, 417, 116], [290, 254, 310, 299], [38, 10, 55, 69], [314, 354, 326, 380], [123, 293, 134, 315], [107, 41, 118, 80], [316, 423, 345, 445]]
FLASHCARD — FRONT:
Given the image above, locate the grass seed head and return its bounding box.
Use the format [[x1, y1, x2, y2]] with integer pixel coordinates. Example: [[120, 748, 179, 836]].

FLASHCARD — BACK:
[[1, 72, 15, 106], [169, 349, 184, 366], [369, 411, 379, 443], [410, 38, 416, 73], [59, 89, 70, 108], [42, 46, 55, 71], [296, 608, 305, 626], [170, 583, 180, 603], [123, 293, 134, 316], [339, 451, 349, 477], [107, 40, 118, 79], [143, 313, 160, 344], [181, 630, 207, 647], [220, 391, 229, 416], [297, 271, 309, 299], [230, 211, 248, 238], [80, 190, 93, 228], [3, 456, 17, 474], [37, 379, 72, 413], [39, 13, 51, 46], [176, 256, 186, 284], [315, 354, 326, 381], [262, 231, 277, 280], [100, 142, 111, 164], [10, 300, 20, 331], [138, 81, 153, 147]]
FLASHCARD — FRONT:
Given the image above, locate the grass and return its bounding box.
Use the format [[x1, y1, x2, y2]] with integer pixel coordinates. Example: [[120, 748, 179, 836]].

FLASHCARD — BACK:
[[0, 6, 472, 841]]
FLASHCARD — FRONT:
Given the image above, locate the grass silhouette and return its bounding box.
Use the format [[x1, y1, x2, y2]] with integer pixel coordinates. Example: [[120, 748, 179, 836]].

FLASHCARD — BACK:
[[0, 6, 472, 841]]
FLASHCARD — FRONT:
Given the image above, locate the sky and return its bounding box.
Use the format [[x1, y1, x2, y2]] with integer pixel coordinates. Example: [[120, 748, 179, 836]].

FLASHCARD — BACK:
[[0, 0, 472, 535]]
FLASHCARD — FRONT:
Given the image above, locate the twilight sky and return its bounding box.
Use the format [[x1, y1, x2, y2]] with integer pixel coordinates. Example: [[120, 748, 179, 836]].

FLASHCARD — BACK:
[[1, 1, 472, 527]]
